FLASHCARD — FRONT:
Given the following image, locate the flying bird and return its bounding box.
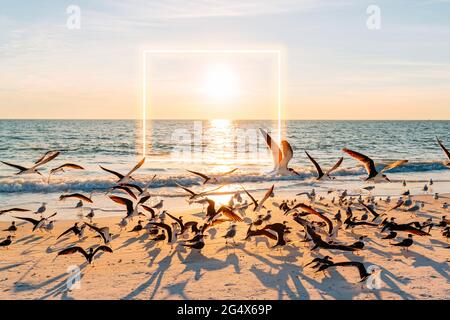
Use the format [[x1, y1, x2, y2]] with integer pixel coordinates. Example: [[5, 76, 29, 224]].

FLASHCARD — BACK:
[[100, 158, 145, 184], [436, 137, 450, 168], [1, 151, 60, 176], [305, 151, 343, 180], [57, 245, 113, 264]]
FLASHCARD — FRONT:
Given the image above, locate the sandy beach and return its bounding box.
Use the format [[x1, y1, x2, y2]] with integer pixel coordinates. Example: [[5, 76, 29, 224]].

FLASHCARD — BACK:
[[1, 191, 448, 300]]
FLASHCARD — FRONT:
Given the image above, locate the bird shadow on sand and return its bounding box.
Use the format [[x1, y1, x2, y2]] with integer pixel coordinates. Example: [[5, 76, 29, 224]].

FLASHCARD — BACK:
[[122, 250, 177, 300], [237, 247, 309, 300]]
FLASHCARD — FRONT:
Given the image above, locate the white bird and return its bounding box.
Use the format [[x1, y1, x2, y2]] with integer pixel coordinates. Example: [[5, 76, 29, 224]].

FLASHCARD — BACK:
[[259, 128, 299, 176]]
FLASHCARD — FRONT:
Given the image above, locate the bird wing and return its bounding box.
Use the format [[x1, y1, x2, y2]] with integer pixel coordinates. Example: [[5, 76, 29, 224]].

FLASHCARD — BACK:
[[380, 160, 408, 173], [84, 222, 105, 240], [305, 151, 324, 178], [342, 148, 376, 176], [1, 161, 28, 172], [100, 166, 124, 180], [165, 212, 183, 229], [280, 140, 294, 169], [259, 128, 282, 166], [0, 208, 30, 215], [241, 186, 258, 210], [58, 246, 88, 260], [256, 185, 274, 211], [13, 216, 39, 226], [32, 151, 60, 169], [217, 168, 238, 176], [187, 169, 210, 182], [138, 195, 150, 205], [60, 193, 93, 203], [296, 203, 334, 235], [360, 203, 380, 220], [109, 196, 134, 213], [124, 158, 145, 179], [147, 222, 172, 242], [175, 183, 197, 196], [57, 226, 76, 239], [324, 261, 368, 280], [122, 183, 143, 194], [34, 150, 59, 164], [141, 205, 155, 217], [93, 245, 113, 255], [110, 186, 137, 200], [255, 229, 278, 240], [325, 157, 344, 176], [437, 137, 450, 160], [217, 206, 243, 222], [386, 201, 404, 213]]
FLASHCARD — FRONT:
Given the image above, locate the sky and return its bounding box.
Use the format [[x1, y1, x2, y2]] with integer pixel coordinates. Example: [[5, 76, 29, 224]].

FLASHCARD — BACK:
[[0, 0, 449, 120]]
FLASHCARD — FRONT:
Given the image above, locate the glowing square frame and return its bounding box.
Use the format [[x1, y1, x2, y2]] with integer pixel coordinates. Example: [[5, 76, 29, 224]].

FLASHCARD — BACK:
[[142, 49, 282, 161]]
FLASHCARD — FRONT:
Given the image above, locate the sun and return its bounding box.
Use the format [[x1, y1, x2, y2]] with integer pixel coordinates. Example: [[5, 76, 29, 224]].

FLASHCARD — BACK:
[[203, 65, 239, 100]]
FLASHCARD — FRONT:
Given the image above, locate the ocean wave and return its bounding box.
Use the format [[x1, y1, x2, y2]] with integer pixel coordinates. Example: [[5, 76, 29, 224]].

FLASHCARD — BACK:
[[0, 161, 448, 194]]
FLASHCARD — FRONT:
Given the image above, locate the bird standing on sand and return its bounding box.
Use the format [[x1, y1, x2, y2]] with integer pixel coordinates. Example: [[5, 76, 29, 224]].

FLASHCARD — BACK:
[[3, 221, 17, 233], [0, 235, 13, 249], [223, 225, 237, 245], [391, 234, 413, 251]]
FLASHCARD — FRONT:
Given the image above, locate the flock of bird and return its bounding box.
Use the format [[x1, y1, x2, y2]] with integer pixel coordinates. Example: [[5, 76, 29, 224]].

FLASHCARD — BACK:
[[1, 130, 450, 285]]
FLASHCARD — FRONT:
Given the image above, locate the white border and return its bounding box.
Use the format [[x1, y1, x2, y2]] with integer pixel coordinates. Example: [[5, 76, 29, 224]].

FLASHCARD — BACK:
[[142, 49, 282, 161]]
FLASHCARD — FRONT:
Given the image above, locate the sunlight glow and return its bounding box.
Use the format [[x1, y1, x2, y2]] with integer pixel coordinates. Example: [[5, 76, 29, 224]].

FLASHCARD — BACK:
[[203, 65, 239, 101]]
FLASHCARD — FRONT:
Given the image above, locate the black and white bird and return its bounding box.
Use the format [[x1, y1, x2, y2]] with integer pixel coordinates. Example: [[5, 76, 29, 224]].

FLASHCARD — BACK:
[[316, 261, 381, 282], [390, 234, 413, 250], [186, 168, 238, 184], [304, 151, 343, 180], [3, 221, 17, 233], [259, 128, 299, 176], [14, 212, 57, 232], [0, 235, 13, 249], [1, 150, 60, 176], [342, 148, 408, 182], [436, 137, 450, 168], [57, 245, 113, 264], [100, 158, 145, 184]]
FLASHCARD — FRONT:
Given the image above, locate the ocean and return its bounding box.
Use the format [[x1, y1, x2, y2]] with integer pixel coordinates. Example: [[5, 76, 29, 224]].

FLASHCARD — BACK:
[[1, 119, 449, 216]]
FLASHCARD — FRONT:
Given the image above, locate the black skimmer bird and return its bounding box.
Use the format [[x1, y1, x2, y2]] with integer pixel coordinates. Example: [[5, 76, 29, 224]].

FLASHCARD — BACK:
[[304, 256, 333, 269], [14, 212, 57, 232], [342, 148, 408, 182], [129, 220, 143, 233], [381, 231, 397, 240], [316, 261, 381, 282], [181, 235, 206, 250], [146, 222, 173, 243], [48, 163, 84, 182], [262, 223, 291, 248], [0, 235, 13, 249], [85, 223, 111, 244], [3, 221, 17, 233], [241, 185, 274, 212], [285, 203, 333, 235], [259, 128, 299, 176], [59, 193, 93, 204], [0, 207, 30, 216], [305, 151, 343, 180], [175, 183, 223, 201], [58, 245, 113, 264], [205, 199, 243, 223], [1, 150, 59, 176], [436, 137, 450, 168], [390, 234, 413, 250], [100, 158, 145, 184], [109, 194, 150, 220], [57, 222, 85, 239], [186, 168, 238, 184]]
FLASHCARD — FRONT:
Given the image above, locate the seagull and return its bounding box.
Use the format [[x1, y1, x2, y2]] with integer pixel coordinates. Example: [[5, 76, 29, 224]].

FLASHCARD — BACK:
[[223, 225, 237, 245], [186, 168, 238, 184], [14, 212, 57, 232], [57, 245, 113, 264], [34, 203, 47, 215], [175, 183, 223, 201], [259, 128, 299, 176], [85, 209, 95, 222], [436, 137, 450, 168], [342, 148, 408, 182], [100, 158, 145, 184], [305, 151, 343, 180], [1, 150, 60, 176]]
